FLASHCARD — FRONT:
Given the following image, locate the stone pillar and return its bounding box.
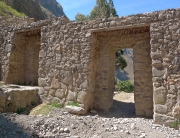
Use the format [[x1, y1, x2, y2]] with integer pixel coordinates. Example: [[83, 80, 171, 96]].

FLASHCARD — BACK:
[[93, 38, 114, 110], [134, 39, 153, 117]]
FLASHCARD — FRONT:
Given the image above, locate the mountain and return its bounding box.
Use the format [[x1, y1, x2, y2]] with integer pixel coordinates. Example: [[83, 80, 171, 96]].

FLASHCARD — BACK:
[[0, 1, 25, 20], [115, 49, 134, 84], [1, 0, 66, 21], [38, 0, 65, 18]]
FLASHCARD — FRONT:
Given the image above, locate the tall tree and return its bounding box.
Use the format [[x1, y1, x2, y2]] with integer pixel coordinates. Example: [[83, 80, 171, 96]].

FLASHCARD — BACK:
[[115, 50, 127, 70], [75, 13, 89, 21], [109, 0, 118, 17], [90, 0, 110, 19], [75, 0, 118, 21]]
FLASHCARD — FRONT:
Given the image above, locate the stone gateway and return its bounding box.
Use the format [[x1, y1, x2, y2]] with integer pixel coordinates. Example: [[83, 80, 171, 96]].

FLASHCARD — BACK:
[[1, 8, 180, 127]]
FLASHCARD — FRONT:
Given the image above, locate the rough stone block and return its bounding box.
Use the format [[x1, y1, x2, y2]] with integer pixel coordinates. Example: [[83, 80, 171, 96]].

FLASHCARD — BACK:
[[152, 67, 165, 77], [38, 87, 45, 95], [172, 106, 180, 119], [49, 89, 55, 97], [66, 90, 76, 101], [155, 104, 168, 114], [64, 105, 85, 115], [77, 91, 86, 103], [154, 86, 167, 105], [38, 78, 46, 87], [55, 89, 66, 99], [51, 78, 60, 89], [154, 113, 176, 127]]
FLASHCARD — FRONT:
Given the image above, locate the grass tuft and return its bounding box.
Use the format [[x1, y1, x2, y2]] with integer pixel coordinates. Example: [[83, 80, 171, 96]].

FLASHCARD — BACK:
[[67, 101, 79, 107], [171, 121, 180, 129], [33, 102, 64, 115]]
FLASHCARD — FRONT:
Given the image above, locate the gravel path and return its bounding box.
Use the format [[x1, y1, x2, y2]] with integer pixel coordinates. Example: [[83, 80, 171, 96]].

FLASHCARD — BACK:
[[0, 92, 179, 138]]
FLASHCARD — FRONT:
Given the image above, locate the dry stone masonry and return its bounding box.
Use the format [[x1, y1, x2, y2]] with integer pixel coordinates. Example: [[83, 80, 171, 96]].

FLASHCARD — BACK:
[[1, 9, 180, 127]]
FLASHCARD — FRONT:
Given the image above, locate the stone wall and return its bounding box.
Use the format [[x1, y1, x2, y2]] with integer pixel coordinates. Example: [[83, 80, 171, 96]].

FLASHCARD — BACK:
[[151, 16, 180, 125], [1, 9, 180, 126], [39, 20, 94, 114]]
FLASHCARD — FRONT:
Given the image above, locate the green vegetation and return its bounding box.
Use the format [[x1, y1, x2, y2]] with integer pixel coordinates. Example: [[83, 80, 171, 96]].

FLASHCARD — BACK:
[[67, 101, 79, 107], [50, 102, 64, 108], [117, 80, 134, 93], [33, 104, 53, 115], [171, 121, 180, 129], [31, 101, 36, 106], [115, 50, 127, 70], [75, 0, 117, 21], [0, 1, 25, 18], [16, 107, 24, 114], [33, 102, 64, 115]]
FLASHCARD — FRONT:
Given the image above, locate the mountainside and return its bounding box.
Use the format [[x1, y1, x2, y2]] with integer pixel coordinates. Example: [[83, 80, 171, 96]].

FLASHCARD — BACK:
[[0, 1, 25, 20], [115, 49, 134, 84], [38, 0, 65, 18], [1, 0, 66, 21]]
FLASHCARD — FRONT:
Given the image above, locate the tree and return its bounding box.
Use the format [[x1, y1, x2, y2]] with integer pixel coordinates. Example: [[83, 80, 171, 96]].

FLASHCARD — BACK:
[[75, 13, 89, 21], [109, 0, 118, 17], [75, 0, 118, 21], [115, 50, 127, 70], [90, 0, 110, 19]]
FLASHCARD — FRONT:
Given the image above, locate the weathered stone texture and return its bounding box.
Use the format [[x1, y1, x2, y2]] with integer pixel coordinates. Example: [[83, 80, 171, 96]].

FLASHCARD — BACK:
[[1, 9, 180, 126], [0, 86, 39, 112], [6, 30, 41, 86]]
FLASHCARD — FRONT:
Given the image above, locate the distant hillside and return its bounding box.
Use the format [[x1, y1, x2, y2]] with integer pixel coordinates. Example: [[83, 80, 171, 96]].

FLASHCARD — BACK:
[[115, 49, 134, 84], [38, 0, 65, 18], [1, 0, 66, 21], [0, 1, 25, 20]]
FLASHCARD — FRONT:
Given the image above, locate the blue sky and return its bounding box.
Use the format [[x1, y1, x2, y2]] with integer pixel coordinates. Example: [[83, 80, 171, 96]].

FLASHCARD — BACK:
[[57, 0, 180, 20]]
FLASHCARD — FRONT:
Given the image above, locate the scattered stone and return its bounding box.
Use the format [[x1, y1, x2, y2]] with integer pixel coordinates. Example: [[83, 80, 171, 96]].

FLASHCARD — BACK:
[[90, 110, 97, 114], [64, 106, 84, 115], [64, 128, 70, 133]]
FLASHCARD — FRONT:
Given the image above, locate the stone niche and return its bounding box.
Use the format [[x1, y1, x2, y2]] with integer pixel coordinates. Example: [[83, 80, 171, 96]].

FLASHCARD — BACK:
[[6, 29, 41, 86]]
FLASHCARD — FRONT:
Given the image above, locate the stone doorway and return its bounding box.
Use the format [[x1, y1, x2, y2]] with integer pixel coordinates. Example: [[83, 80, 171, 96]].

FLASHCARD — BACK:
[[6, 29, 41, 86], [92, 26, 153, 117]]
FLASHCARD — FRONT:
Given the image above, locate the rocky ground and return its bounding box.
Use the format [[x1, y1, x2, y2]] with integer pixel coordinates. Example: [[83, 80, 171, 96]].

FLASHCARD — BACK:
[[0, 92, 180, 138]]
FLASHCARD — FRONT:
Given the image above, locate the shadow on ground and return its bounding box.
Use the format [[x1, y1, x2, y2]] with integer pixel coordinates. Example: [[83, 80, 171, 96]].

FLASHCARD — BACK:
[[0, 113, 37, 137], [95, 99, 135, 118]]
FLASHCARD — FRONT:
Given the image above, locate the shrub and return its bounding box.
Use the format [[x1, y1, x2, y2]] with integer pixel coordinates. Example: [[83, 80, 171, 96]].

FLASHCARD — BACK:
[[17, 108, 24, 114], [171, 121, 180, 129], [117, 80, 134, 93]]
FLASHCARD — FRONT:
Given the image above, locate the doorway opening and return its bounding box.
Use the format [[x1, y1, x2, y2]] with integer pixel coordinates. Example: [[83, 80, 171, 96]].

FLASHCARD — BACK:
[[93, 26, 153, 117], [6, 29, 41, 86], [114, 48, 135, 117]]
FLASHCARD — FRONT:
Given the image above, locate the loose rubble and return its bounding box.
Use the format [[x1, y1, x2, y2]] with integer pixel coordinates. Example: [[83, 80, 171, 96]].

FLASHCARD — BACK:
[[0, 108, 179, 138]]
